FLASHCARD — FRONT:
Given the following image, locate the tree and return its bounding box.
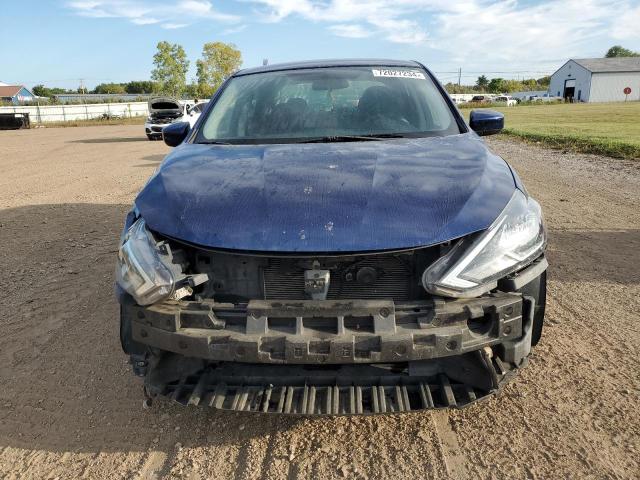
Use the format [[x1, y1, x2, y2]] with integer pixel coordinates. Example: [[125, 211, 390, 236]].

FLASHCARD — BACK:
[[196, 41, 242, 98], [536, 76, 551, 87], [520, 78, 538, 90], [151, 41, 190, 97], [32, 85, 49, 97], [488, 77, 505, 93], [183, 83, 200, 99], [32, 84, 71, 97], [93, 83, 126, 94], [475, 75, 489, 91], [444, 82, 475, 94], [125, 80, 157, 94], [499, 79, 523, 93], [605, 45, 640, 58]]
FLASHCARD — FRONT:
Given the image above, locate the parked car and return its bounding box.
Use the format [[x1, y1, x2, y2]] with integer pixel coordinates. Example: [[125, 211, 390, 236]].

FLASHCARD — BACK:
[[117, 59, 547, 415], [144, 97, 184, 140], [494, 95, 517, 106], [184, 102, 207, 128], [470, 95, 492, 103], [532, 94, 563, 103]]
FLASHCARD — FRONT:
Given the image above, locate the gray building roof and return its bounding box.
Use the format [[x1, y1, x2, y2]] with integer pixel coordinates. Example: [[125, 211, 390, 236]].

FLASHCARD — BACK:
[[573, 57, 640, 73]]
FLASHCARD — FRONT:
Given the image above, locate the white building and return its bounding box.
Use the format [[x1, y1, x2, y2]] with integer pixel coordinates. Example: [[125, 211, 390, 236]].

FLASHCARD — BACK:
[[549, 57, 640, 103]]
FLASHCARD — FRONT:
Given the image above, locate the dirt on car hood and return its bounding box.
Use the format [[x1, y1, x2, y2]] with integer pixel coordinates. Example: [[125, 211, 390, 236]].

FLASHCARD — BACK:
[[135, 134, 517, 252]]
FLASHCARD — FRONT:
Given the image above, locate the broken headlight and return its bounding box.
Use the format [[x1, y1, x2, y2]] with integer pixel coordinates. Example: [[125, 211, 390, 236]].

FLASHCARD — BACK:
[[115, 217, 176, 305], [422, 190, 546, 298]]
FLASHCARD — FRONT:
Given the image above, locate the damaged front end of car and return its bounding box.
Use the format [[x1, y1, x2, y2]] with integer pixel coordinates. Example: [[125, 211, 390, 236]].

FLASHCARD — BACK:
[[144, 97, 184, 140], [119, 60, 549, 414], [116, 188, 547, 415]]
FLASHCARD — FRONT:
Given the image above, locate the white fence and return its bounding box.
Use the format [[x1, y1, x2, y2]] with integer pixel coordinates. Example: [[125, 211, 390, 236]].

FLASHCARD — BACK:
[[449, 94, 481, 103], [0, 102, 149, 123]]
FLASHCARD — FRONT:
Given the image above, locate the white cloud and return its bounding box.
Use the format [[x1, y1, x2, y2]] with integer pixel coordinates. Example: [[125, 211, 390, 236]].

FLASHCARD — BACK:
[[432, 0, 631, 67], [131, 17, 160, 25], [328, 24, 372, 39], [369, 17, 428, 44], [67, 0, 640, 70], [222, 24, 248, 35], [247, 0, 452, 44], [66, 0, 240, 27], [248, 0, 640, 67], [178, 0, 212, 15], [177, 0, 240, 22], [611, 5, 640, 40], [162, 22, 189, 29], [67, 1, 117, 17]]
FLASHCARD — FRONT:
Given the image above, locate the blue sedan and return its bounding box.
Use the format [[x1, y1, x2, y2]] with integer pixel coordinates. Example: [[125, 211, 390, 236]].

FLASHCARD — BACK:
[[115, 59, 547, 414]]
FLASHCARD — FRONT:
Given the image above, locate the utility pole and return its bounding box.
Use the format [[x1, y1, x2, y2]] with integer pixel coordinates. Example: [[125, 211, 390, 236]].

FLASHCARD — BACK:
[[79, 78, 86, 94], [458, 67, 461, 87]]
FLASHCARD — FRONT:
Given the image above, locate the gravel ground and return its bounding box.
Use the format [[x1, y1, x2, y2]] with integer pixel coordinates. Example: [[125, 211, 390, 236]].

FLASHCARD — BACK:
[[0, 125, 638, 479]]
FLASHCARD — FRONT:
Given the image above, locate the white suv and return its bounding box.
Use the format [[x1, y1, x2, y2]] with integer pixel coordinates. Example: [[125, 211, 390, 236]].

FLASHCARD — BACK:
[[145, 97, 185, 140], [494, 95, 517, 106]]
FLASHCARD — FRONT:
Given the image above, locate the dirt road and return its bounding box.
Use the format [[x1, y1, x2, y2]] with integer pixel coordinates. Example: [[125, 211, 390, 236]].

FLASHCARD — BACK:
[[0, 125, 638, 479]]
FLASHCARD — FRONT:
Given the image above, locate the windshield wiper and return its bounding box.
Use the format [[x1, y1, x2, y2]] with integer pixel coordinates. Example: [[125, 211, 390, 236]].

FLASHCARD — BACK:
[[196, 140, 233, 145], [300, 134, 406, 143]]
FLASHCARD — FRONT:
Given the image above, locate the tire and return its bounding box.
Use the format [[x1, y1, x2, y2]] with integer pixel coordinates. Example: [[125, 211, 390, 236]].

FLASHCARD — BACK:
[[147, 134, 154, 141], [119, 304, 147, 356]]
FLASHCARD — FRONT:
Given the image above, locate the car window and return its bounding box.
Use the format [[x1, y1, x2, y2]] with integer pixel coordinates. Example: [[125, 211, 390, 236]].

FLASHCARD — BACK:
[[199, 66, 460, 144]]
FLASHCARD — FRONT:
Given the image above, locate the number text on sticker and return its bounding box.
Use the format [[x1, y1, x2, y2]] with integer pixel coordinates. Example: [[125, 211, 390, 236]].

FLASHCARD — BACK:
[[372, 69, 425, 79]]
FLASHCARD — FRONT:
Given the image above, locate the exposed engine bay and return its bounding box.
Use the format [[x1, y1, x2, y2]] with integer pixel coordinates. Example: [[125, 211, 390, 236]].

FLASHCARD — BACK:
[[145, 97, 184, 139], [185, 244, 445, 303]]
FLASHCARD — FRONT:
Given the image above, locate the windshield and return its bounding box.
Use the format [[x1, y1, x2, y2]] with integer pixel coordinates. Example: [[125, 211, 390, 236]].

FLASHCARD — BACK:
[[198, 66, 460, 144]]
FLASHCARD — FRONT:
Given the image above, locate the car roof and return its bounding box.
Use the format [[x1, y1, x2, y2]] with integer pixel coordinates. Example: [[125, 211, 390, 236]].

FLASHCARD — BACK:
[[234, 59, 423, 76]]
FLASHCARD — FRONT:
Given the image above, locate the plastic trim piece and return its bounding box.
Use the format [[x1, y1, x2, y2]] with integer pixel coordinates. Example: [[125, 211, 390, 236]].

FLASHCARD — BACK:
[[142, 350, 526, 415], [497, 256, 548, 291]]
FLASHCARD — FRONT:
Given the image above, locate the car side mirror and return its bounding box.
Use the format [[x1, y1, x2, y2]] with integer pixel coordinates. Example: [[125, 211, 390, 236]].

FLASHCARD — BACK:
[[469, 109, 504, 136], [163, 122, 190, 147]]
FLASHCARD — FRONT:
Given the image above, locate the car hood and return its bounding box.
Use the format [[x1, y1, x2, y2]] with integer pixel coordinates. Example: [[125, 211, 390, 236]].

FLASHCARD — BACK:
[[148, 97, 182, 114], [135, 134, 516, 252]]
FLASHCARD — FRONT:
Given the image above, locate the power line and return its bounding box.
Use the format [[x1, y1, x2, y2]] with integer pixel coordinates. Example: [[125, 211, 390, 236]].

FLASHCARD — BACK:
[[14, 77, 114, 82], [434, 70, 552, 74]]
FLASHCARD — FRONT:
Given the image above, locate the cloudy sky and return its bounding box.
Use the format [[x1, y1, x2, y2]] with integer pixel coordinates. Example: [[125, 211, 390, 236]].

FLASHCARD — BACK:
[[1, 0, 639, 89]]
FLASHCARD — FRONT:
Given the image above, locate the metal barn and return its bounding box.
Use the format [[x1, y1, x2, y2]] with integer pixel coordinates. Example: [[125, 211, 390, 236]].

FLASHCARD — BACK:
[[549, 57, 640, 103]]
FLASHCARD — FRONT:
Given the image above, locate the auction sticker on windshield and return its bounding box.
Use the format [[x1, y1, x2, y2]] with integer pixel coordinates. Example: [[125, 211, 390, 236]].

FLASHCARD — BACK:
[[372, 69, 425, 79]]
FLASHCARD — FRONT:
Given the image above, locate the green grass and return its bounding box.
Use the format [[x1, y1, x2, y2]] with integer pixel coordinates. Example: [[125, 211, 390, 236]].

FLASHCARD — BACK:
[[465, 102, 640, 159]]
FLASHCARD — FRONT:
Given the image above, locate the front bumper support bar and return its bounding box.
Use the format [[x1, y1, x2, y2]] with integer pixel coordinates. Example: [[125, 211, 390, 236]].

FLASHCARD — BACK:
[[125, 293, 525, 364], [127, 295, 536, 414]]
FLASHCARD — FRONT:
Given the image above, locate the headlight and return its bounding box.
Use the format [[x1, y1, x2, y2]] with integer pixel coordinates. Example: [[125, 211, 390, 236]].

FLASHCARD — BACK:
[[115, 218, 175, 305], [422, 190, 546, 298]]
